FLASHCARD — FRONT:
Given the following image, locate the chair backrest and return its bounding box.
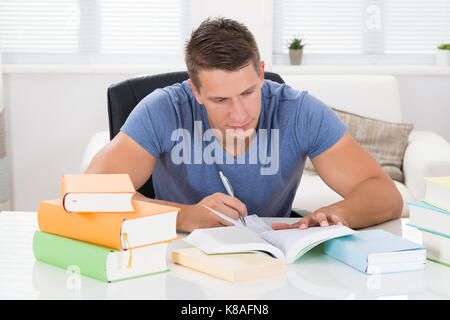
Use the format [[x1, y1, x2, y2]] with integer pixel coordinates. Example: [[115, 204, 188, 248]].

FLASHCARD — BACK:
[[107, 71, 285, 198]]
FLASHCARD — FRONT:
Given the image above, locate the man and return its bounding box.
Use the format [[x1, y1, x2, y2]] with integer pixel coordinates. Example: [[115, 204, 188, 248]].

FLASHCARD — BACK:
[[85, 17, 403, 233]]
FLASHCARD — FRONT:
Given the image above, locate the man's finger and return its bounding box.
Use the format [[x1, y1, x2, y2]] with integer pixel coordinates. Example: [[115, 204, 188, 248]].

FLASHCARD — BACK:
[[329, 214, 344, 226], [216, 203, 241, 221], [201, 204, 238, 226], [216, 218, 234, 227], [312, 212, 329, 227], [272, 217, 311, 230], [215, 193, 248, 217], [271, 222, 299, 230]]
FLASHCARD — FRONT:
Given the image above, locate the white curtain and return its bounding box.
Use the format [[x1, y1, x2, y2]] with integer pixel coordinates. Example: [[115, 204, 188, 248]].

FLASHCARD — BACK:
[[273, 0, 450, 65], [0, 52, 10, 211], [0, 0, 191, 65]]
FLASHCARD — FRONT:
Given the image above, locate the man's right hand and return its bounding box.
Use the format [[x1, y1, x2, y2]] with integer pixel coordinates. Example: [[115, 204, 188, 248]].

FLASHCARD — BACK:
[[177, 192, 248, 233]]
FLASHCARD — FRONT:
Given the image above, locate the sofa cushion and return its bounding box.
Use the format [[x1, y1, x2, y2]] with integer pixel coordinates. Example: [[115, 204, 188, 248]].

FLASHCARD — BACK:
[[305, 107, 414, 182]]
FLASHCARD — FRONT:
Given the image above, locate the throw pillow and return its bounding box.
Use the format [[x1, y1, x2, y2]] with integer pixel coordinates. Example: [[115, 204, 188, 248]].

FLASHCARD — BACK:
[[304, 107, 414, 182]]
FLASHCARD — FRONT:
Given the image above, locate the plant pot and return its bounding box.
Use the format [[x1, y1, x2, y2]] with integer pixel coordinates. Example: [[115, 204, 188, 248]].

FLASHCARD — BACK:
[[436, 49, 450, 66], [289, 48, 303, 65]]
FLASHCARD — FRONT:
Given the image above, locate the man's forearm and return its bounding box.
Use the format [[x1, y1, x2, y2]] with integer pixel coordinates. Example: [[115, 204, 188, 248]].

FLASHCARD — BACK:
[[326, 176, 403, 229], [132, 192, 186, 208], [132, 192, 190, 232]]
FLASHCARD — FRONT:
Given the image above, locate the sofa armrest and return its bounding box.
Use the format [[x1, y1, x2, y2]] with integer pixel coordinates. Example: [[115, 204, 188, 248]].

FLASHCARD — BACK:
[[403, 130, 450, 199], [80, 130, 110, 173]]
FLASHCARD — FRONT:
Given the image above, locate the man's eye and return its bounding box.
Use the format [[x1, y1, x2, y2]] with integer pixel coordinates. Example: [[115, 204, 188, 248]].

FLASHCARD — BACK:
[[243, 90, 253, 95], [216, 99, 226, 103]]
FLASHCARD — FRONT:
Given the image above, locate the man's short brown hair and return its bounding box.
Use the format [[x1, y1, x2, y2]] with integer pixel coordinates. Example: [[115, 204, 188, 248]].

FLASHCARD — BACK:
[[185, 17, 261, 92]]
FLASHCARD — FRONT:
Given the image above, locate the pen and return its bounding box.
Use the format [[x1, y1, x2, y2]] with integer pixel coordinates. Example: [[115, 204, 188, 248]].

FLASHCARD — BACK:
[[218, 171, 247, 226]]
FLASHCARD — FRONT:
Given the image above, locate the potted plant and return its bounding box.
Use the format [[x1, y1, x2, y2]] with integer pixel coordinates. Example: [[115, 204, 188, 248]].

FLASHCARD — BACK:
[[436, 43, 450, 66], [288, 38, 305, 65]]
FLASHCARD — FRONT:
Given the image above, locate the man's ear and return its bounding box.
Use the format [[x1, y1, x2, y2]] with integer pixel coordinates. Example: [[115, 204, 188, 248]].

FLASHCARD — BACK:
[[259, 61, 265, 84], [188, 79, 203, 105]]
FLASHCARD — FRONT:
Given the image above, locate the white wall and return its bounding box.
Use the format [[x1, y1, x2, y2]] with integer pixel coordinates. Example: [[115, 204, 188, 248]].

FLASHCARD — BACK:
[[397, 75, 450, 135], [4, 72, 132, 211]]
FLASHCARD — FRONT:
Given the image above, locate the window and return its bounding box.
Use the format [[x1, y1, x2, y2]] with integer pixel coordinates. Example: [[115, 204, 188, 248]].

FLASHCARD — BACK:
[[273, 0, 450, 65], [384, 0, 450, 54], [0, 0, 80, 54], [0, 0, 191, 64]]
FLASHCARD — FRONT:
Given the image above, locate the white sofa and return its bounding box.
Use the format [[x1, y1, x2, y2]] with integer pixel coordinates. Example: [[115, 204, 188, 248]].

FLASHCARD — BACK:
[[81, 75, 450, 217]]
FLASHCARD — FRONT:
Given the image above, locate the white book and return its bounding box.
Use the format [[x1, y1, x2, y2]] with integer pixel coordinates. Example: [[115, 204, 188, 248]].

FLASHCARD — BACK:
[[366, 251, 427, 274], [184, 207, 355, 264], [61, 174, 135, 213], [420, 230, 450, 266], [63, 192, 135, 213], [407, 200, 450, 237], [423, 176, 450, 212]]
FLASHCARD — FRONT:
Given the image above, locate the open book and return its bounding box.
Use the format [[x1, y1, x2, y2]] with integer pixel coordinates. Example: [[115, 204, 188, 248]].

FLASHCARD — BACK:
[[184, 206, 356, 264]]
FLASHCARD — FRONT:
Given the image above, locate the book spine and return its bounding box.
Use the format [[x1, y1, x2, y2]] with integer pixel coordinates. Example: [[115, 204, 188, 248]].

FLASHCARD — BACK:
[[60, 175, 70, 212], [421, 200, 450, 214], [420, 230, 450, 266], [33, 231, 112, 282]]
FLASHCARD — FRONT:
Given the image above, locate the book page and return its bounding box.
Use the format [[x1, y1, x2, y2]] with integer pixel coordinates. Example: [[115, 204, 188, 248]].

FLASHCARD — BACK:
[[196, 207, 355, 264], [241, 214, 272, 234], [202, 206, 272, 234], [260, 225, 356, 263], [183, 226, 285, 260], [238, 215, 355, 263]]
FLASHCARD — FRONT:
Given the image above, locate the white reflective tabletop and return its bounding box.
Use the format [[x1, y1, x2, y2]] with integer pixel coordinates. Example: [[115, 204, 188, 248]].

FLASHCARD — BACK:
[[0, 211, 448, 300]]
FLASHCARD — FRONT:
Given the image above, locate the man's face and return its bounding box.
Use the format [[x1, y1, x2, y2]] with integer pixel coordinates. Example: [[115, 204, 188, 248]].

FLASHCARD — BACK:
[[188, 61, 265, 141]]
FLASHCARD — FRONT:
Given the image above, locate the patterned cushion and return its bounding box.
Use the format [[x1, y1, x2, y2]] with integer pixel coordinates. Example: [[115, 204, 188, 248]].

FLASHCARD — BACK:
[[305, 107, 414, 182]]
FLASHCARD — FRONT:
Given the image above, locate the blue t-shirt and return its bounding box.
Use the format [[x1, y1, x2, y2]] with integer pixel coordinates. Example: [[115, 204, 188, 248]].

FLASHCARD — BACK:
[[121, 79, 347, 217]]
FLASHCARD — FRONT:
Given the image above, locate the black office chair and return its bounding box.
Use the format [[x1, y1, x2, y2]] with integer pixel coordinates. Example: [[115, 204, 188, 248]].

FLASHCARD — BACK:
[[107, 71, 285, 199]]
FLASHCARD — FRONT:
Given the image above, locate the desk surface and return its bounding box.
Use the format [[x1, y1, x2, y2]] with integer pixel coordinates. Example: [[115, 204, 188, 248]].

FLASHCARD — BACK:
[[0, 211, 449, 300]]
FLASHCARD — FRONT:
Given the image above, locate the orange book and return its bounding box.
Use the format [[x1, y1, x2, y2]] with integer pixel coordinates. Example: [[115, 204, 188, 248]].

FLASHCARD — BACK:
[[37, 199, 180, 250], [61, 174, 136, 213]]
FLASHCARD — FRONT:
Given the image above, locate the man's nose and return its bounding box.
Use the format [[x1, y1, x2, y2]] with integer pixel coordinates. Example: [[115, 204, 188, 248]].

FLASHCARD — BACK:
[[229, 98, 249, 123]]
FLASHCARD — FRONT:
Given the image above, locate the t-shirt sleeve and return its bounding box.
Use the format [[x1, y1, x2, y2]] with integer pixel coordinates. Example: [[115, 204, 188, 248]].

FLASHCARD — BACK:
[[295, 91, 348, 159], [120, 89, 178, 158]]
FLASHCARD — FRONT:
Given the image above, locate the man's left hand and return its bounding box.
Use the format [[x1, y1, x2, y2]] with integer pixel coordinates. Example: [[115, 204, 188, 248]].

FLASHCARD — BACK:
[[271, 206, 349, 230]]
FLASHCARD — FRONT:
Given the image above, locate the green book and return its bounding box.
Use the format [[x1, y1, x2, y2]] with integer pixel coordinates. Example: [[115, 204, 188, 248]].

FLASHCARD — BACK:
[[33, 231, 170, 283]]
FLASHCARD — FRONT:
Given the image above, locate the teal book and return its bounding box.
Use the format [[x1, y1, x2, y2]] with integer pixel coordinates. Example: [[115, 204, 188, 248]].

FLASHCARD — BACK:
[[33, 231, 170, 283], [324, 230, 426, 274]]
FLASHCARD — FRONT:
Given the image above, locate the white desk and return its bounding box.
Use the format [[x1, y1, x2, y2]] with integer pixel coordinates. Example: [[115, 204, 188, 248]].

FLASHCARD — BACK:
[[0, 211, 449, 300]]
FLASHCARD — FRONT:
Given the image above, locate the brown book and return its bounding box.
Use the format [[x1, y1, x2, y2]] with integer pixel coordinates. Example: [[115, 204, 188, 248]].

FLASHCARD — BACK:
[[172, 247, 286, 282]]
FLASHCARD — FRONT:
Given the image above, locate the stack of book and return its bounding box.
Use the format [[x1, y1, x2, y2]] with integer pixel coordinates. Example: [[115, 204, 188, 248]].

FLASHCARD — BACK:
[[407, 176, 450, 267], [33, 174, 180, 283]]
